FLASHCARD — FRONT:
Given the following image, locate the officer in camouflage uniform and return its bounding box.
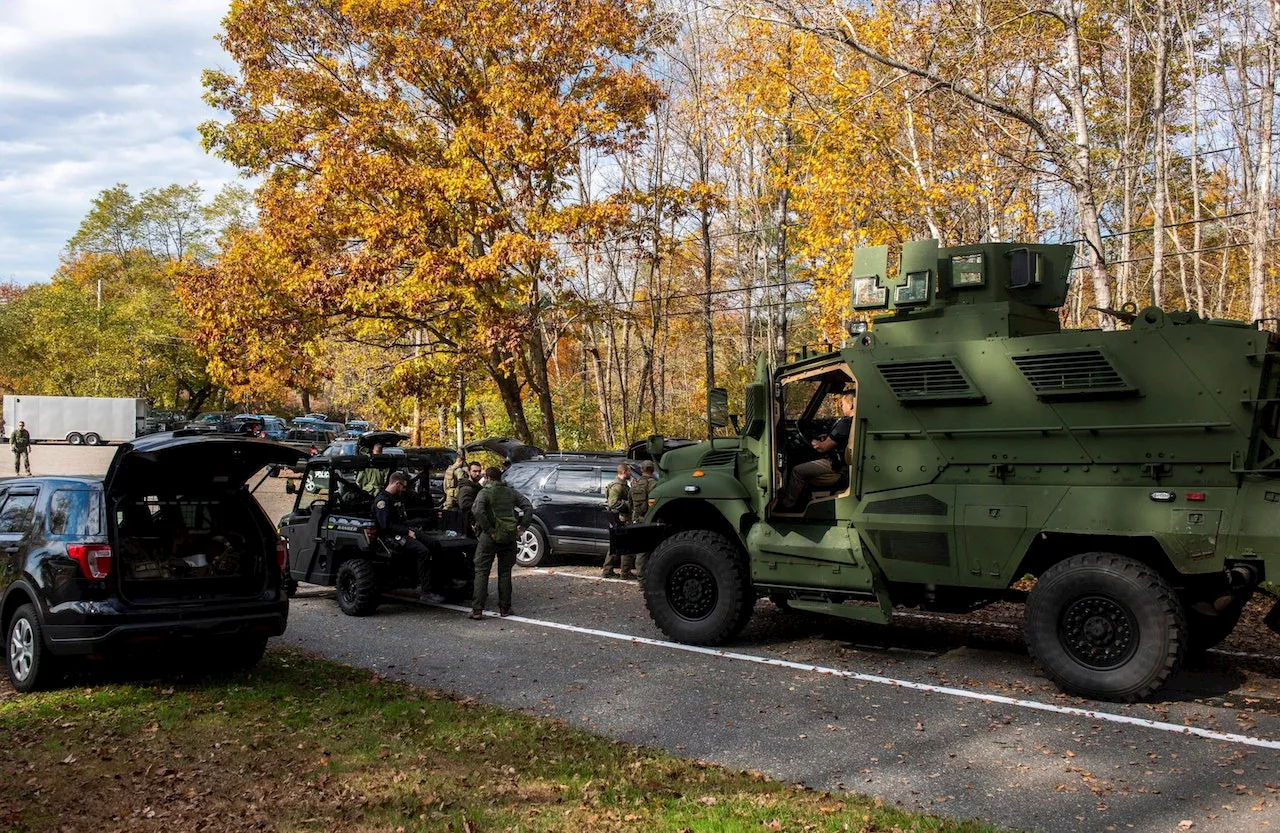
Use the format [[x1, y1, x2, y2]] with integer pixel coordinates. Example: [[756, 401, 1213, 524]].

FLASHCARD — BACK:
[[470, 466, 533, 618], [629, 460, 657, 579], [442, 452, 466, 508], [601, 463, 633, 579], [11, 421, 31, 476]]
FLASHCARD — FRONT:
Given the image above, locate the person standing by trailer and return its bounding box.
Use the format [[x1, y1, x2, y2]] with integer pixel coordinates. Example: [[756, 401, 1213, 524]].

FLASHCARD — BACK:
[[11, 421, 31, 475]]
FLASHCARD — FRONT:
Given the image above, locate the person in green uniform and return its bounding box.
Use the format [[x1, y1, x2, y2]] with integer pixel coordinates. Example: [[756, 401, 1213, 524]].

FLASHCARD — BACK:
[[601, 463, 633, 579], [356, 444, 388, 494], [629, 460, 657, 579], [11, 421, 31, 475], [470, 466, 533, 619], [442, 452, 466, 508]]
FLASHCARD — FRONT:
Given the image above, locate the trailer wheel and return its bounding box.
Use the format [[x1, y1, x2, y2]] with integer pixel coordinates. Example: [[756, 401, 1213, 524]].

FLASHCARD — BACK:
[[1026, 552, 1186, 702], [66, 433, 84, 446], [83, 433, 101, 446], [643, 530, 754, 645]]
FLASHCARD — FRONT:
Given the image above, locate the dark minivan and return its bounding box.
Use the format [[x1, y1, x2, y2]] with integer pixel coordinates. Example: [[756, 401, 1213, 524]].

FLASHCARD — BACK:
[[1, 432, 299, 691]]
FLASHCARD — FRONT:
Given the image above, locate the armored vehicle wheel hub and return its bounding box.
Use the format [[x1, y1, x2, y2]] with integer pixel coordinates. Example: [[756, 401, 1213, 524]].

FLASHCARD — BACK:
[[668, 562, 718, 620], [1060, 595, 1137, 670]]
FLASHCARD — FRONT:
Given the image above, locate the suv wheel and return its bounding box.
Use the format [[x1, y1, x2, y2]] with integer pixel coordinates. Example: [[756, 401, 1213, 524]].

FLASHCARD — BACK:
[[336, 558, 380, 616], [643, 530, 754, 645], [7, 604, 60, 692], [516, 525, 551, 568]]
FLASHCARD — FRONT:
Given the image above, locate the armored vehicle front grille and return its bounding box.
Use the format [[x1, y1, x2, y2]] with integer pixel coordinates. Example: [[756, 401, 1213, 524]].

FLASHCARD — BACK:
[[876, 531, 950, 566], [864, 494, 949, 516], [876, 359, 982, 403], [1012, 350, 1134, 398], [699, 449, 737, 467]]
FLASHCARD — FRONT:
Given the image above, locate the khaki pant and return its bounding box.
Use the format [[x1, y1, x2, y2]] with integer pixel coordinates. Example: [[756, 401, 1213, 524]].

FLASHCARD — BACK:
[[780, 458, 841, 507]]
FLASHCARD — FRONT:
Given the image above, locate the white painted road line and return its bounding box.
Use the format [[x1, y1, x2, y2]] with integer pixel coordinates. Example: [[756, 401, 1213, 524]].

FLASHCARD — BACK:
[[435, 601, 1280, 751], [530, 568, 1280, 663]]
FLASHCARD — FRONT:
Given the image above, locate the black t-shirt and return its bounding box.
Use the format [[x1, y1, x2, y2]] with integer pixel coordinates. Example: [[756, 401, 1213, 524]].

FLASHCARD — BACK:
[[827, 417, 852, 467]]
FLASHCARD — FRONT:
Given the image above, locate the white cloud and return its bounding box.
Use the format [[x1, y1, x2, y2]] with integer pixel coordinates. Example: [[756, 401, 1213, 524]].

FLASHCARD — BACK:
[[0, 0, 244, 283]]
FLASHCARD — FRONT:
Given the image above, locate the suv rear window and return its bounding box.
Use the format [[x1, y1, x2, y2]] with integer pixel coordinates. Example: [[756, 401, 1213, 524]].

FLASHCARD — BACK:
[[47, 489, 102, 536]]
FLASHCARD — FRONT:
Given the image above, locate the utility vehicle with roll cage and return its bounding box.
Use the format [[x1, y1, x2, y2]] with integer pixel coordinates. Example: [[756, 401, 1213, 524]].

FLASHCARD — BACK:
[[615, 239, 1280, 702], [278, 450, 475, 615]]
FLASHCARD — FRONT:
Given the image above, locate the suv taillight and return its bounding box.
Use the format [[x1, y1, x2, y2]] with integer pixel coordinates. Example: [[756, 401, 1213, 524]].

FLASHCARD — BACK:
[[276, 539, 289, 570], [67, 544, 112, 581]]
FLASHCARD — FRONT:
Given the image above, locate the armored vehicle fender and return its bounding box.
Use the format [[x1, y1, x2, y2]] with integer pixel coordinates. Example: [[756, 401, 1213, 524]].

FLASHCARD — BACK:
[[636, 469, 755, 545]]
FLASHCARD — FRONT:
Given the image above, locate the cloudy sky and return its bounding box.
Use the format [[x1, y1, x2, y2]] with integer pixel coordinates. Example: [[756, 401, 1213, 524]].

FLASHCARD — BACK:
[[0, 0, 242, 284]]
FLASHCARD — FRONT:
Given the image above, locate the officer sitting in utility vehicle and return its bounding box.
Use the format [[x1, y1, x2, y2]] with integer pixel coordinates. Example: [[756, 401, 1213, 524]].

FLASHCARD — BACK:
[[374, 472, 446, 604]]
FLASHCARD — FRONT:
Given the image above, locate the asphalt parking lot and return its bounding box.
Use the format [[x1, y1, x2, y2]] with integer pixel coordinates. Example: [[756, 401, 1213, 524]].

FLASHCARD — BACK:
[[17, 445, 1280, 831]]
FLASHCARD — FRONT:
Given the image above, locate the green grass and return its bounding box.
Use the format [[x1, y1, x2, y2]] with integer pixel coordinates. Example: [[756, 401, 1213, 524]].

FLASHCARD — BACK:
[[0, 650, 1008, 832]]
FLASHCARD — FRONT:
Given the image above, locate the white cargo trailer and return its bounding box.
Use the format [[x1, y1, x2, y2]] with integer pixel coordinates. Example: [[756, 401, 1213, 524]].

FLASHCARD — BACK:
[[3, 395, 147, 445]]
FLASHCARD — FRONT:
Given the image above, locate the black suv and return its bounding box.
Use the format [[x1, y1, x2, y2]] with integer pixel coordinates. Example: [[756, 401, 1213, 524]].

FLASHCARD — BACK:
[[1, 433, 300, 692], [502, 455, 639, 568]]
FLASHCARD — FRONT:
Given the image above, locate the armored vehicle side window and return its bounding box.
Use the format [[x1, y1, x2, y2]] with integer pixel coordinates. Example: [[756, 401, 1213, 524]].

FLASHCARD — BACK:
[[0, 494, 37, 534], [47, 489, 102, 536]]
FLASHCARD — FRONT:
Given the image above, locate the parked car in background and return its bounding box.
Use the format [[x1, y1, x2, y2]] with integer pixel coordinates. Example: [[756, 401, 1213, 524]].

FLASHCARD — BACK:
[[303, 413, 328, 422], [290, 417, 321, 429], [1, 432, 297, 692], [190, 411, 237, 432], [138, 410, 188, 436], [322, 431, 409, 458], [345, 420, 371, 434], [501, 455, 642, 568], [282, 428, 337, 458]]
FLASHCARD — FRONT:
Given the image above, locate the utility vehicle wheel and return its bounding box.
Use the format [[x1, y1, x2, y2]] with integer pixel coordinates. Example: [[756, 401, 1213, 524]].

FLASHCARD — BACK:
[[336, 559, 379, 616], [66, 433, 83, 446], [515, 525, 550, 568], [6, 604, 61, 692], [1025, 552, 1186, 702], [643, 530, 753, 645], [84, 433, 102, 446], [1183, 593, 1249, 656]]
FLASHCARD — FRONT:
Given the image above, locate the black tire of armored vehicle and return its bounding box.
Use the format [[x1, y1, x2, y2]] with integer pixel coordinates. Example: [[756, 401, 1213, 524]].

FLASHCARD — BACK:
[[643, 530, 754, 645], [1025, 552, 1187, 702], [336, 558, 380, 616]]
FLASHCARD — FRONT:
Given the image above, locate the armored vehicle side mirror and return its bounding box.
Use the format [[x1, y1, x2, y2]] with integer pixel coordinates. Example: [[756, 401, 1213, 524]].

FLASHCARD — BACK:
[[285, 480, 296, 494], [708, 387, 729, 428], [743, 384, 767, 439]]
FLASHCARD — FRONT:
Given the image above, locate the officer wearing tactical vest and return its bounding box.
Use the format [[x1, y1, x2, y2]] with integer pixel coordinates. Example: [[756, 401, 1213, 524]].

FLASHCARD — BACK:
[[470, 465, 533, 619], [601, 463, 634, 579], [629, 460, 657, 578], [442, 452, 466, 508], [11, 421, 31, 476]]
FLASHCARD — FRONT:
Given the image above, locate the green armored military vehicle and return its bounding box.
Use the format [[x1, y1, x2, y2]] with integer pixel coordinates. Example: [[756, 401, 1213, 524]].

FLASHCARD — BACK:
[[615, 239, 1280, 701]]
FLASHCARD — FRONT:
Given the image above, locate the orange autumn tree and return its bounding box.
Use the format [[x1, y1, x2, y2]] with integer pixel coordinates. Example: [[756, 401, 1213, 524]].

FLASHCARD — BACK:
[[186, 0, 664, 447]]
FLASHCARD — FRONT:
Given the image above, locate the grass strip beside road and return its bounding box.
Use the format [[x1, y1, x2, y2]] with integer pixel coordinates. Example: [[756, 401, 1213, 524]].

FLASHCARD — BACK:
[[0, 649, 1004, 833]]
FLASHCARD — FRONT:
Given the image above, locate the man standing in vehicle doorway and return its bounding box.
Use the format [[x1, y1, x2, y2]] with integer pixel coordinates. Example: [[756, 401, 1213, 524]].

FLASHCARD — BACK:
[[470, 466, 533, 619], [629, 461, 657, 579], [374, 472, 445, 604], [11, 421, 31, 475], [602, 463, 633, 579]]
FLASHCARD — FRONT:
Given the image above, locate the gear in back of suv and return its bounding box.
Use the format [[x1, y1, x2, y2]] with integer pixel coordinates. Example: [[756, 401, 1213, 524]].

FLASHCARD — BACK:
[[1, 432, 300, 692]]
